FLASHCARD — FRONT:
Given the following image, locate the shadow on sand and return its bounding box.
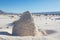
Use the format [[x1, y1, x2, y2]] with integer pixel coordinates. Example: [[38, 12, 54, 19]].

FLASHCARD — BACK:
[[0, 32, 12, 36], [0, 31, 19, 36], [45, 30, 57, 35], [38, 29, 57, 35]]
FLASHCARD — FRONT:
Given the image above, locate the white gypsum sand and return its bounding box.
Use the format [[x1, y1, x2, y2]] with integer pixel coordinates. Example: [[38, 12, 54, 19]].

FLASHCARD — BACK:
[[0, 14, 60, 40]]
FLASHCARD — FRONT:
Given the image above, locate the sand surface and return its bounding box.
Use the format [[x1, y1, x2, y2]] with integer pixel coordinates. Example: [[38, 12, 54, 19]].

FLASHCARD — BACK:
[[0, 15, 60, 40]]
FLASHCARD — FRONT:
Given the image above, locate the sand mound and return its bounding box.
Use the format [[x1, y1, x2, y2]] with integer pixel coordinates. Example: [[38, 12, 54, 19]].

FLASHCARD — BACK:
[[12, 11, 35, 36]]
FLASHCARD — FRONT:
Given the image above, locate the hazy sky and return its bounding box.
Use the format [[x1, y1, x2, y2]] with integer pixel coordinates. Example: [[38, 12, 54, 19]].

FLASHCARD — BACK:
[[0, 0, 60, 13]]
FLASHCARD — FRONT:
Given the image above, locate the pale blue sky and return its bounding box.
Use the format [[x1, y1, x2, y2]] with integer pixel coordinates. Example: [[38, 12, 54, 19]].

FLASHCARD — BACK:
[[0, 0, 60, 13]]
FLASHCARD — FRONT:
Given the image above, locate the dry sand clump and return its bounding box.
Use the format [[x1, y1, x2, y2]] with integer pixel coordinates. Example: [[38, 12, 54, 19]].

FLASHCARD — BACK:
[[12, 11, 35, 36]]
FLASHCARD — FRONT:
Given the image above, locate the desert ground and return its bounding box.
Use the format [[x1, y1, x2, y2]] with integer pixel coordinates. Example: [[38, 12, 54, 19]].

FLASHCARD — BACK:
[[0, 14, 60, 40]]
